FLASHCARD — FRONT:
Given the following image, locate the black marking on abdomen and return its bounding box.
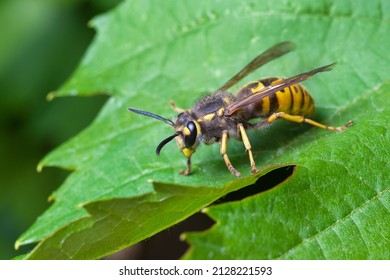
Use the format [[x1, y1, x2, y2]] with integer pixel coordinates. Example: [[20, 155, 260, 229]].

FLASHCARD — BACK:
[[269, 92, 279, 114]]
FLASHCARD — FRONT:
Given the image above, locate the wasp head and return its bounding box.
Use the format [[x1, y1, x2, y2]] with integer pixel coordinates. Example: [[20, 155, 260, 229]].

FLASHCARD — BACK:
[[128, 108, 201, 160], [173, 112, 201, 159]]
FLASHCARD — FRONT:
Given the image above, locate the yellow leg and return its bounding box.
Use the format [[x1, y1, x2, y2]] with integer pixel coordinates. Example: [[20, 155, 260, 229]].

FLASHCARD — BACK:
[[256, 112, 353, 131], [169, 100, 187, 113], [220, 130, 241, 177], [237, 123, 257, 174], [179, 158, 191, 176]]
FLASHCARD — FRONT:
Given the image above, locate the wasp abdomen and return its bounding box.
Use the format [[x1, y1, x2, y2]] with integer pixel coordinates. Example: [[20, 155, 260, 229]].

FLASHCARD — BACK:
[[236, 78, 315, 120]]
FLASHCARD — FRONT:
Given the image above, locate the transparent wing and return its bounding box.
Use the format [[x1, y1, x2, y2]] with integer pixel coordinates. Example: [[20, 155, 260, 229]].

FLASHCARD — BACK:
[[225, 63, 336, 116], [218, 41, 296, 92]]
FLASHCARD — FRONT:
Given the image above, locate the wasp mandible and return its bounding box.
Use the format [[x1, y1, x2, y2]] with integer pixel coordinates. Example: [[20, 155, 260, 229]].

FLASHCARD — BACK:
[[128, 41, 352, 177]]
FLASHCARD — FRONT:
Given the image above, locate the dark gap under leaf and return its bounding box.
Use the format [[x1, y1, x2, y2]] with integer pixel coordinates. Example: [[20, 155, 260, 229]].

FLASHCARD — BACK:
[[217, 165, 296, 203]]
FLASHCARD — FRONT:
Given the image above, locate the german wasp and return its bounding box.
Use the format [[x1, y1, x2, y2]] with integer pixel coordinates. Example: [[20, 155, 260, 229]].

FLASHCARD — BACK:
[[128, 41, 352, 177]]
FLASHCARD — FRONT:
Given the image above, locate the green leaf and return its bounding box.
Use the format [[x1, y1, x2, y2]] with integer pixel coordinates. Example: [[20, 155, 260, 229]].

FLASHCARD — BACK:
[[17, 0, 390, 259]]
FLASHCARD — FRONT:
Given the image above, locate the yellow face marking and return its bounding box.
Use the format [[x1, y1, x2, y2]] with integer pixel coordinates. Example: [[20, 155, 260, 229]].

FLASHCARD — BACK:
[[194, 121, 201, 134], [223, 97, 231, 104], [217, 107, 225, 117], [182, 148, 194, 158], [183, 127, 191, 136]]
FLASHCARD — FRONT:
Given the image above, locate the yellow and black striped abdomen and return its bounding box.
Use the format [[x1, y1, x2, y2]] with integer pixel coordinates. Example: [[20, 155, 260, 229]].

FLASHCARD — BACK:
[[236, 78, 315, 119]]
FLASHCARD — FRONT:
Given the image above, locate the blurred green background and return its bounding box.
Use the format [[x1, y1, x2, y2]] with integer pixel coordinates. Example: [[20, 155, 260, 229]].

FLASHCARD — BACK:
[[0, 0, 121, 259]]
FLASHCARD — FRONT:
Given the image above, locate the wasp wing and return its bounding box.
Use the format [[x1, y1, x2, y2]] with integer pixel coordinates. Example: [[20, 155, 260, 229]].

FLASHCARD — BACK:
[[225, 63, 336, 116], [217, 41, 296, 92]]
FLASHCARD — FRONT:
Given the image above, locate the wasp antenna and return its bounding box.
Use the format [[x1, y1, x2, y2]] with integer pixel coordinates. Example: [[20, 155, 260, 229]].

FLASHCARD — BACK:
[[128, 107, 174, 126], [156, 132, 180, 155]]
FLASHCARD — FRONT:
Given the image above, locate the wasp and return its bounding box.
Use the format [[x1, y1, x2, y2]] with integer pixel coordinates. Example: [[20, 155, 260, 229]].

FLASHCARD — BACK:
[[128, 41, 352, 177]]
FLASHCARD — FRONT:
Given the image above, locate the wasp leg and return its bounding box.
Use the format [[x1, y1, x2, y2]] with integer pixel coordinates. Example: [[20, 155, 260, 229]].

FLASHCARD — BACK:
[[169, 100, 187, 113], [220, 130, 241, 177], [179, 158, 191, 175], [237, 123, 257, 174], [254, 112, 353, 131]]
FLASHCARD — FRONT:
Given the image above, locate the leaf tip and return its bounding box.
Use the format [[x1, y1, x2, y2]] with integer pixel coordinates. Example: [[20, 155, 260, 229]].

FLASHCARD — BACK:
[[46, 92, 56, 101], [48, 194, 56, 202], [77, 202, 86, 209], [36, 162, 44, 173], [14, 240, 21, 250], [179, 232, 187, 242], [87, 20, 94, 28]]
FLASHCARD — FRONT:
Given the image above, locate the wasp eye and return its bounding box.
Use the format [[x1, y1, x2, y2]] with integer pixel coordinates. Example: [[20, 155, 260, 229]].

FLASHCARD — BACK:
[[184, 121, 197, 148]]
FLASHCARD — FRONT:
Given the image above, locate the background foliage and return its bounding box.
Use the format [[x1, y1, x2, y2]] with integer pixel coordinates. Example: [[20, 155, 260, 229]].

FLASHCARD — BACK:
[[3, 0, 389, 259], [0, 0, 120, 259]]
